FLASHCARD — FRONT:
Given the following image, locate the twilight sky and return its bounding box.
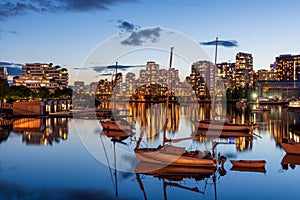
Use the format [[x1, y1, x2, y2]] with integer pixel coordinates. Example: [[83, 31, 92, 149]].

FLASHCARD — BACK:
[[1, 0, 300, 84]]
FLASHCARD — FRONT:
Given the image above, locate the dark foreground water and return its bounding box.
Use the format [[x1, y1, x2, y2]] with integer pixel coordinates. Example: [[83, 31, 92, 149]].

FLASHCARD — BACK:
[[1, 104, 300, 200]]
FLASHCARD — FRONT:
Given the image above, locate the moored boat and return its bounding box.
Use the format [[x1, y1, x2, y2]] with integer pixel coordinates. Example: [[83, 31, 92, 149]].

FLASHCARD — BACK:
[[280, 139, 300, 154], [135, 161, 215, 181], [281, 154, 300, 166], [230, 160, 266, 168], [192, 120, 252, 132], [135, 144, 217, 168], [193, 129, 252, 138], [230, 166, 266, 173], [100, 118, 134, 131]]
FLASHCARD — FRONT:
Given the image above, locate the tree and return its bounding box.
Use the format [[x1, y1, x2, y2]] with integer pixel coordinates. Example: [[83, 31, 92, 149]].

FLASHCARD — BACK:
[[9, 86, 33, 101], [53, 88, 73, 99], [34, 87, 50, 100], [0, 78, 9, 101]]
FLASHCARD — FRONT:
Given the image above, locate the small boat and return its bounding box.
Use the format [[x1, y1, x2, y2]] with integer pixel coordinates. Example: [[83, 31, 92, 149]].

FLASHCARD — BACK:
[[230, 160, 266, 168], [135, 144, 216, 167], [288, 100, 300, 108], [230, 166, 266, 173], [100, 118, 134, 131], [101, 129, 133, 141], [280, 139, 300, 154], [192, 120, 252, 132], [134, 161, 215, 181], [281, 154, 300, 166], [193, 129, 252, 138], [251, 105, 271, 112]]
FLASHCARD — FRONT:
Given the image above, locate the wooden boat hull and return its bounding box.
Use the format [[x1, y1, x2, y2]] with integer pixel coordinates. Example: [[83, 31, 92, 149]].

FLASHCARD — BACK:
[[230, 166, 266, 173], [230, 160, 266, 168], [281, 154, 300, 166], [193, 129, 251, 138], [280, 142, 300, 154], [135, 149, 216, 168], [193, 121, 251, 132], [101, 129, 131, 141], [100, 120, 132, 131], [135, 161, 215, 181]]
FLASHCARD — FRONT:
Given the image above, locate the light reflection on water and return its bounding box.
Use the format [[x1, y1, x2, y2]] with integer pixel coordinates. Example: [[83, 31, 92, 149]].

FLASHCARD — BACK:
[[0, 104, 300, 199]]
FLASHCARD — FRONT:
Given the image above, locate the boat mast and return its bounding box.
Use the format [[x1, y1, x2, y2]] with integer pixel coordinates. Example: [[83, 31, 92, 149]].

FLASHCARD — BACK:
[[211, 37, 218, 120], [163, 47, 174, 145], [112, 62, 118, 110]]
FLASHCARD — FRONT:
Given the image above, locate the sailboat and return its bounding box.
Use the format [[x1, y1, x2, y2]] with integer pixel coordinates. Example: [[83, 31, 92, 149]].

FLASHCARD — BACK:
[[99, 62, 135, 133], [134, 47, 217, 168], [194, 37, 254, 132]]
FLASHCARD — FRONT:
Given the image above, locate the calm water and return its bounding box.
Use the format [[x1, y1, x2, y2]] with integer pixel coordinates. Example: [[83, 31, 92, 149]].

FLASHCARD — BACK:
[[1, 103, 300, 200]]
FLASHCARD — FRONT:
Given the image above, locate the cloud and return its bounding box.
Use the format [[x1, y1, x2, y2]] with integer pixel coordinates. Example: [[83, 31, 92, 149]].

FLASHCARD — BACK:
[[200, 39, 238, 47], [117, 20, 140, 32], [92, 65, 144, 73], [102, 73, 113, 76], [73, 67, 88, 70], [9, 30, 17, 34], [0, 61, 23, 76], [121, 27, 162, 46], [0, 0, 138, 20]]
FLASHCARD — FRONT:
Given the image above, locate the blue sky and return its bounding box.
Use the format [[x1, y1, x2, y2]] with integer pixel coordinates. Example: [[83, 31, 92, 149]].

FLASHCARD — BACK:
[[1, 0, 300, 84]]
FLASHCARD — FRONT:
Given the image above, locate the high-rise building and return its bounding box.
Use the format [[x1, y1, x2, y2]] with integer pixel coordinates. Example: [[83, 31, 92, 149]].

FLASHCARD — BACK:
[[274, 54, 300, 81], [217, 62, 235, 88], [89, 82, 99, 94], [146, 61, 159, 84], [13, 63, 68, 92], [125, 72, 136, 94], [74, 81, 87, 94], [234, 52, 254, 88], [257, 69, 269, 81], [190, 61, 214, 98], [0, 67, 8, 80]]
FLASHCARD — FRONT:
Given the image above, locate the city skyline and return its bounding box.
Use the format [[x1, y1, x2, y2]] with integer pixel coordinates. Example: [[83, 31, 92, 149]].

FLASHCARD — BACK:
[[1, 0, 300, 85]]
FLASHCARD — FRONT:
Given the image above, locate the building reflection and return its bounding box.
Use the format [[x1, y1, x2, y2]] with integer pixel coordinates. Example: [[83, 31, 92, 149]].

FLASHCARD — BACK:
[[252, 106, 300, 147], [108, 101, 254, 152], [194, 135, 253, 152], [13, 118, 68, 146]]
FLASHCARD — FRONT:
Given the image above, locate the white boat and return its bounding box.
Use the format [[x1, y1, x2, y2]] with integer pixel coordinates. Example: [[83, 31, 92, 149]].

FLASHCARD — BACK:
[[288, 101, 300, 108], [134, 47, 217, 168], [251, 105, 271, 112]]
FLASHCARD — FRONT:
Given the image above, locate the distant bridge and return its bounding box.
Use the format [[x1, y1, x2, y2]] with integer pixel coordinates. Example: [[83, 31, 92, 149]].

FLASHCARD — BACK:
[[0, 102, 13, 110]]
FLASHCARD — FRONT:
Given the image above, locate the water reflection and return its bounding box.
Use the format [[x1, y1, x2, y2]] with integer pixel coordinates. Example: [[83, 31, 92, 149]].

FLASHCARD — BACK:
[[12, 118, 68, 146], [281, 154, 300, 171], [253, 106, 300, 145], [135, 161, 224, 200]]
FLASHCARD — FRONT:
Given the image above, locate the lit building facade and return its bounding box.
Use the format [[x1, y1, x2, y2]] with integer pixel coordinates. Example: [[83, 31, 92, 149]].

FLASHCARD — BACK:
[[274, 54, 300, 81], [89, 82, 99, 94], [74, 81, 87, 94], [257, 69, 269, 81], [190, 61, 214, 98], [234, 52, 254, 88], [13, 63, 68, 92], [217, 62, 235, 88], [125, 72, 136, 94]]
